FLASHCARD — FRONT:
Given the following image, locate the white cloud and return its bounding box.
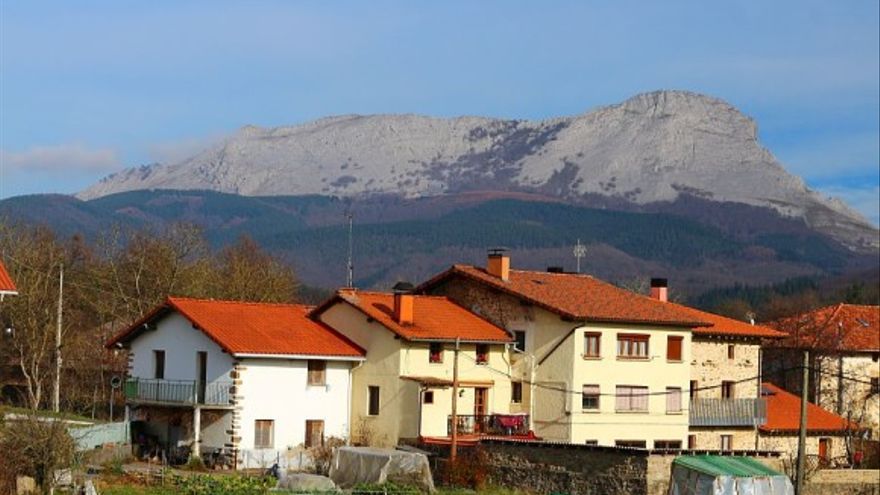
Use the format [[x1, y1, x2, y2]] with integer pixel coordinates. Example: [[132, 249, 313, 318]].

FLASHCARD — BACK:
[[817, 184, 880, 226], [0, 143, 120, 174]]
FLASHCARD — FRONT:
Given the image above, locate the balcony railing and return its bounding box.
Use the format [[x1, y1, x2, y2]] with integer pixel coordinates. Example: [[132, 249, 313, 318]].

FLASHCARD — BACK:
[[124, 378, 232, 407], [689, 398, 766, 427], [447, 414, 530, 436]]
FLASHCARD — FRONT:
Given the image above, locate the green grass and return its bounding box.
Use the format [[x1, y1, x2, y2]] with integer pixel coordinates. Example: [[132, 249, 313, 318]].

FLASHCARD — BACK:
[[0, 405, 103, 424]]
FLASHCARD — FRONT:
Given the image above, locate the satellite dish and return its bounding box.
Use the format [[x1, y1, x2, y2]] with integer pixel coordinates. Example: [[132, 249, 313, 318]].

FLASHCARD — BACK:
[[110, 375, 123, 389]]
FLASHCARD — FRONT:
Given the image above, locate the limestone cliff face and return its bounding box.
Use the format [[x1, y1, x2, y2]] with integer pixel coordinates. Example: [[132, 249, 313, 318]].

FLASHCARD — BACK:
[[79, 90, 878, 250]]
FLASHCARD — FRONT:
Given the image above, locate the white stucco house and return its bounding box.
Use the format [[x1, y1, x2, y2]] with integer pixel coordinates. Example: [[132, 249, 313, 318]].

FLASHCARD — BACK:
[[107, 296, 365, 468]]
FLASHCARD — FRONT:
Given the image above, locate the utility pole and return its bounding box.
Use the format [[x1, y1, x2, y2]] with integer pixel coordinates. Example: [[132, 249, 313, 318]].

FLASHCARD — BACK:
[[53, 262, 63, 413], [450, 337, 460, 462], [795, 350, 809, 495], [346, 212, 354, 288]]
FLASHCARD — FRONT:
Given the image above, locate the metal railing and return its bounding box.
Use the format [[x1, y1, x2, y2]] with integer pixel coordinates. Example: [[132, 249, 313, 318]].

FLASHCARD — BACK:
[[689, 398, 766, 427], [447, 414, 530, 436], [124, 378, 232, 406]]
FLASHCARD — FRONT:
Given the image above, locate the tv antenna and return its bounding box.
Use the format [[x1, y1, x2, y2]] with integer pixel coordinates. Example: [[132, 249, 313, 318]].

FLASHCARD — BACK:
[[346, 211, 354, 288], [573, 239, 587, 273]]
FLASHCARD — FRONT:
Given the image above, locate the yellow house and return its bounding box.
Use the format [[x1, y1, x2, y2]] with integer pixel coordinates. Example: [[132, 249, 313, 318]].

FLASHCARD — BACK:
[[419, 251, 711, 449], [311, 284, 516, 446]]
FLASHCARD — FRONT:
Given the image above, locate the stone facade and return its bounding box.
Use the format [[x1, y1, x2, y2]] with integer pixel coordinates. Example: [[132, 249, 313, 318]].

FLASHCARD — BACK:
[[764, 348, 880, 438], [688, 337, 763, 449], [690, 338, 761, 401]]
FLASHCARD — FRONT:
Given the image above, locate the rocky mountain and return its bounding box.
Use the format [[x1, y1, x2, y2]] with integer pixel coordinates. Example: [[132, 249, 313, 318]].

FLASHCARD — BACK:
[[79, 90, 878, 250]]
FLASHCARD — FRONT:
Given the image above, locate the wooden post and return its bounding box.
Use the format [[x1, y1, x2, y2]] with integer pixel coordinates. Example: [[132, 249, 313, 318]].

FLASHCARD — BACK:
[[795, 350, 809, 495], [450, 337, 460, 462]]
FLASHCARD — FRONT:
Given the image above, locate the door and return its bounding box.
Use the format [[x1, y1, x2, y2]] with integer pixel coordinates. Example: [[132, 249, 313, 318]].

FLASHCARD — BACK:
[[818, 438, 830, 466], [305, 420, 324, 447], [196, 352, 207, 403], [474, 387, 488, 432]]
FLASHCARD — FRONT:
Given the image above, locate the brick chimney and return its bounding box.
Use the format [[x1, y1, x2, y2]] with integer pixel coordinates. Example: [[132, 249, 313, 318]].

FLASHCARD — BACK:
[[487, 248, 510, 281], [392, 281, 415, 325], [650, 278, 668, 302]]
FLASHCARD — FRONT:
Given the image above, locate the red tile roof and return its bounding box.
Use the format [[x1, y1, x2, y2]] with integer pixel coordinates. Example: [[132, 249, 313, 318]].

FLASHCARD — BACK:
[[660, 302, 786, 339], [0, 259, 17, 294], [418, 265, 711, 328], [313, 289, 512, 343], [107, 296, 365, 358], [770, 304, 880, 353], [760, 382, 860, 433]]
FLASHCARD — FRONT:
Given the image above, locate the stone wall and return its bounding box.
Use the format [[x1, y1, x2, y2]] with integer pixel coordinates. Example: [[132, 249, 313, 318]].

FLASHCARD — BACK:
[[804, 469, 880, 495], [419, 439, 783, 495]]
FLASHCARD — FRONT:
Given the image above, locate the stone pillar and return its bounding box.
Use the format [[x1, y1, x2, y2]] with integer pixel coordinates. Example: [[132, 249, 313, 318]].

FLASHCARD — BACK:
[[193, 406, 201, 457]]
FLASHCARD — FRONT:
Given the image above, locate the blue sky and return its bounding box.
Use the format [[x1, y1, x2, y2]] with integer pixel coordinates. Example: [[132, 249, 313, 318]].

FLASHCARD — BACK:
[[1, 1, 878, 224]]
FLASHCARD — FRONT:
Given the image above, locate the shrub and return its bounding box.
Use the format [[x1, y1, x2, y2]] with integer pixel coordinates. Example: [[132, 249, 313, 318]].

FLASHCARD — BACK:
[[0, 413, 76, 493], [308, 436, 347, 475], [440, 448, 489, 490]]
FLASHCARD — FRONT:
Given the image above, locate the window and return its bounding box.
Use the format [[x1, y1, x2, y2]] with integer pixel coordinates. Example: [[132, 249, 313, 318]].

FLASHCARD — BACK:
[[615, 385, 649, 412], [153, 350, 165, 379], [513, 331, 526, 352], [871, 377, 879, 395], [666, 387, 682, 413], [727, 345, 735, 360], [307, 360, 326, 386], [584, 440, 599, 446], [720, 434, 733, 451], [475, 344, 489, 364], [423, 391, 434, 404], [687, 435, 697, 449], [667, 336, 683, 361], [617, 334, 649, 359], [429, 343, 444, 363], [689, 380, 699, 401], [511, 382, 523, 404], [721, 381, 735, 399], [615, 440, 647, 448], [584, 333, 601, 358], [254, 420, 274, 449], [654, 440, 682, 450], [368, 386, 380, 416], [582, 384, 600, 410], [305, 420, 324, 448]]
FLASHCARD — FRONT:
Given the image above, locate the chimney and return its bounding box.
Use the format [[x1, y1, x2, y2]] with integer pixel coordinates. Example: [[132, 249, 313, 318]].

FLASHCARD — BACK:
[[487, 248, 510, 281], [650, 278, 668, 302], [392, 281, 415, 325]]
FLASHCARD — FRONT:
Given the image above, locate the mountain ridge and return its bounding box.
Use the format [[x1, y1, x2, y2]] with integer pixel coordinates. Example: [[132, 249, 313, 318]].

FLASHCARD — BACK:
[[78, 90, 878, 251]]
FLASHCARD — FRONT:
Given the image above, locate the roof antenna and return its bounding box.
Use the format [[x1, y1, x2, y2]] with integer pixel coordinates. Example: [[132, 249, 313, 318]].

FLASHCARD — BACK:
[[573, 239, 587, 274], [346, 210, 354, 288]]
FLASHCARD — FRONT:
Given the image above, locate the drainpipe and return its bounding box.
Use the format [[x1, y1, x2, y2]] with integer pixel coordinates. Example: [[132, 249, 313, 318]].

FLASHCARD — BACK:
[[347, 359, 365, 445]]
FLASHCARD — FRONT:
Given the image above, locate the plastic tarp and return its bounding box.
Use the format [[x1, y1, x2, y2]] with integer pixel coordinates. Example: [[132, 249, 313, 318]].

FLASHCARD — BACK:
[[667, 456, 793, 495], [276, 473, 337, 492], [329, 446, 435, 492]]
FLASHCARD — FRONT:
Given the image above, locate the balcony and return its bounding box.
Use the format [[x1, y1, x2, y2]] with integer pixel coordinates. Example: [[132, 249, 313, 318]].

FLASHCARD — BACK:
[[447, 414, 530, 437], [124, 378, 233, 407], [689, 398, 766, 427]]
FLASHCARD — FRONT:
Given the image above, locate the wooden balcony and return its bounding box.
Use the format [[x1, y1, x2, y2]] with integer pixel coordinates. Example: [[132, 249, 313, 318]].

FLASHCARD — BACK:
[[124, 378, 233, 408]]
